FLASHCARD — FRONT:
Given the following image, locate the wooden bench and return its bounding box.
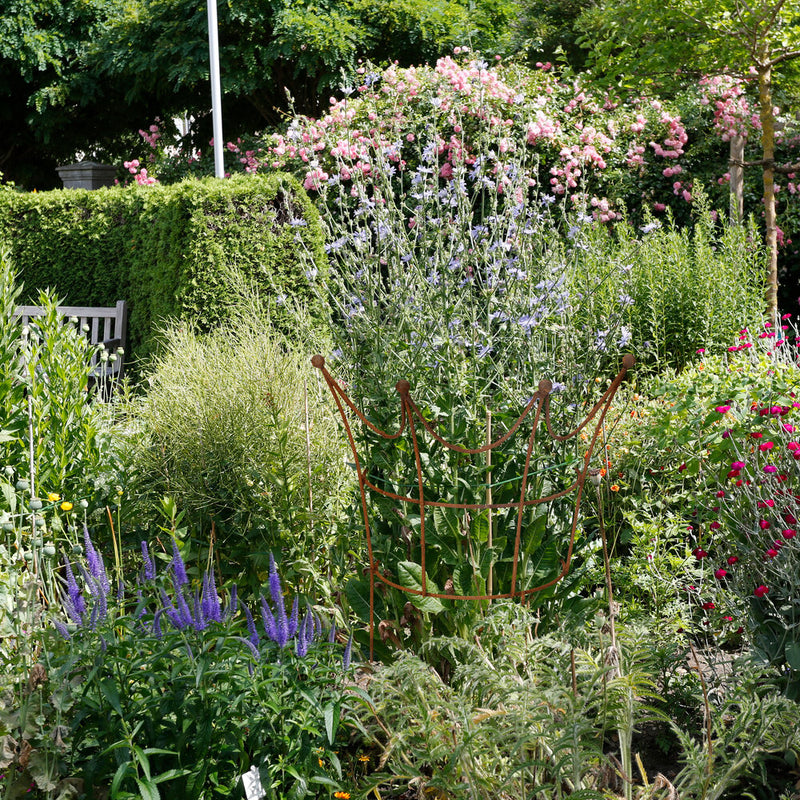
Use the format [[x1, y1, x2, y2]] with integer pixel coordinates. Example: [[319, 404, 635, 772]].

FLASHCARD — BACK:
[[15, 301, 128, 387]]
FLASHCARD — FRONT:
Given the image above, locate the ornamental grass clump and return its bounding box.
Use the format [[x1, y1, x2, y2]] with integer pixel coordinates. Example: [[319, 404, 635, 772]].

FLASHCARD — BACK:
[[45, 530, 357, 799], [117, 288, 353, 592]]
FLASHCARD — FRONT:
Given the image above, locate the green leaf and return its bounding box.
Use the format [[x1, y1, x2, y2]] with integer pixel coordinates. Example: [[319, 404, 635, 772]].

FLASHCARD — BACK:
[[133, 777, 160, 800], [345, 577, 384, 623], [323, 701, 340, 746], [470, 512, 490, 544], [1, 480, 16, 513], [111, 761, 134, 797], [98, 678, 124, 717], [785, 641, 800, 671], [397, 561, 444, 614], [432, 505, 460, 539], [452, 561, 473, 595]]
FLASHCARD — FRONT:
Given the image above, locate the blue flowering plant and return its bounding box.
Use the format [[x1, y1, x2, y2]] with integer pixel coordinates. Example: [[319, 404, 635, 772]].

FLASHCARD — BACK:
[[296, 121, 641, 659], [47, 530, 358, 799]]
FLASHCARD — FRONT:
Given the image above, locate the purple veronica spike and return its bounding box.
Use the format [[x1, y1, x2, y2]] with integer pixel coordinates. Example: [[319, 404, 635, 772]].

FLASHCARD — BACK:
[[274, 603, 289, 648], [192, 591, 207, 632], [288, 597, 299, 638], [153, 609, 164, 640], [243, 603, 259, 649], [171, 539, 189, 588], [296, 612, 310, 658], [260, 596, 276, 641], [202, 570, 222, 623], [175, 587, 193, 629], [53, 619, 71, 640], [96, 589, 108, 623], [141, 541, 156, 580], [63, 558, 85, 623], [328, 623, 337, 644], [88, 600, 100, 632], [342, 634, 353, 670], [135, 588, 147, 620], [294, 622, 308, 658], [201, 573, 214, 622], [160, 589, 185, 630], [84, 528, 110, 598], [312, 612, 322, 642], [225, 585, 239, 619], [268, 553, 283, 607], [79, 564, 97, 597], [238, 636, 260, 661]]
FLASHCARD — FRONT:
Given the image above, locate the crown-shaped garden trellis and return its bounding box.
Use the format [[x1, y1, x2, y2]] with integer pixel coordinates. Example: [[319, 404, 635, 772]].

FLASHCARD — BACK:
[[312, 353, 635, 657]]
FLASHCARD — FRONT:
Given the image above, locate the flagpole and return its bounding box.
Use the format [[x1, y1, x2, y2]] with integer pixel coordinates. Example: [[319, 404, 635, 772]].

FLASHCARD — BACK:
[[207, 0, 225, 178]]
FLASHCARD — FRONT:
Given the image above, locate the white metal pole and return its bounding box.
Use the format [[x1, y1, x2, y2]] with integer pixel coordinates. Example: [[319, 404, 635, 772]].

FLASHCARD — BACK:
[[207, 0, 225, 178]]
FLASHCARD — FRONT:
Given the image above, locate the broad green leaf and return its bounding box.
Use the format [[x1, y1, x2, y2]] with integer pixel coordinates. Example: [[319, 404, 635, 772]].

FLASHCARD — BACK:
[[345, 577, 384, 623], [452, 561, 474, 596], [470, 511, 490, 544], [397, 561, 444, 614], [785, 641, 800, 671], [432, 505, 461, 539]]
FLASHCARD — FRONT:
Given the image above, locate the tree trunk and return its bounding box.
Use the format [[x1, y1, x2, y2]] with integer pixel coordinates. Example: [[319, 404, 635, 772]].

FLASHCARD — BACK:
[[758, 61, 779, 318], [729, 135, 745, 224]]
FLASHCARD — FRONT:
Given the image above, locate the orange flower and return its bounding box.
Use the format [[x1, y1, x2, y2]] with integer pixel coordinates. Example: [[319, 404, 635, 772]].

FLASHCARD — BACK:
[[334, 793, 351, 799], [610, 484, 620, 492]]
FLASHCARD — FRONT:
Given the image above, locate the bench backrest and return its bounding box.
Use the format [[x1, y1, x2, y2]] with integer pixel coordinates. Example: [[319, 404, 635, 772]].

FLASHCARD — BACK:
[[14, 301, 128, 376]]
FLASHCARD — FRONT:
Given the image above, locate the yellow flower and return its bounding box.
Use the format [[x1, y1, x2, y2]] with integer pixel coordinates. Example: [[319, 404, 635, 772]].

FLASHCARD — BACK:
[[358, 755, 370, 763], [334, 793, 351, 799], [47, 493, 61, 503], [60, 501, 73, 511]]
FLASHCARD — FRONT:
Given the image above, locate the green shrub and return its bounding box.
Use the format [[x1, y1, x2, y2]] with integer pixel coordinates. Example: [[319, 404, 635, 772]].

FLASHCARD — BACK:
[[31, 532, 358, 800], [117, 296, 353, 591], [0, 245, 118, 519], [0, 173, 328, 366]]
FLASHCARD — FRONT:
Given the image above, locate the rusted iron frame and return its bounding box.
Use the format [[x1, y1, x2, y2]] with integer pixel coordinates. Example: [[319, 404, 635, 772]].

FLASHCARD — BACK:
[[311, 354, 634, 658]]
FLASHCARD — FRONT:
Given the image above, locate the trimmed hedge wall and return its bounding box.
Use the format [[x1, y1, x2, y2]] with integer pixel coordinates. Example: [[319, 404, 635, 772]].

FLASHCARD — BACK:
[[0, 173, 328, 365]]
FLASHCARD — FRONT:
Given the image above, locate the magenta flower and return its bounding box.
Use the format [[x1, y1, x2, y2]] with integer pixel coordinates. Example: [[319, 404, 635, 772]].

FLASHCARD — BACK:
[[731, 461, 745, 470], [714, 568, 727, 579], [763, 465, 778, 474], [782, 528, 796, 540], [759, 520, 771, 530], [727, 555, 739, 565], [758, 441, 774, 451], [715, 405, 731, 413], [754, 585, 769, 598], [702, 601, 715, 610]]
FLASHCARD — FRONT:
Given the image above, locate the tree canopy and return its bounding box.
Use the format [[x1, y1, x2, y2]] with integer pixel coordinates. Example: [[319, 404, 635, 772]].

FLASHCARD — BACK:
[[1, 0, 519, 189], [579, 0, 800, 314]]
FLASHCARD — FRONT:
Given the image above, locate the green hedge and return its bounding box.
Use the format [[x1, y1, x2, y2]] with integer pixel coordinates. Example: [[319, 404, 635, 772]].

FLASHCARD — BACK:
[[0, 173, 328, 365]]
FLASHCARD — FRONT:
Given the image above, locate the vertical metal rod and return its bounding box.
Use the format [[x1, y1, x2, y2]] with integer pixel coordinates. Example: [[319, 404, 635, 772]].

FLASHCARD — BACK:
[[486, 411, 493, 600], [207, 0, 225, 178]]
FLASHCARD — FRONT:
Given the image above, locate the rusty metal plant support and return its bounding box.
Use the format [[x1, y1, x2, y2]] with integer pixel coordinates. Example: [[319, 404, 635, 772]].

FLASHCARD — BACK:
[[312, 353, 635, 658]]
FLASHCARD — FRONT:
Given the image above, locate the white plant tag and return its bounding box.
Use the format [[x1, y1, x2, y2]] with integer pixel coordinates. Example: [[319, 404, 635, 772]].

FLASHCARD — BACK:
[[241, 765, 266, 800]]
